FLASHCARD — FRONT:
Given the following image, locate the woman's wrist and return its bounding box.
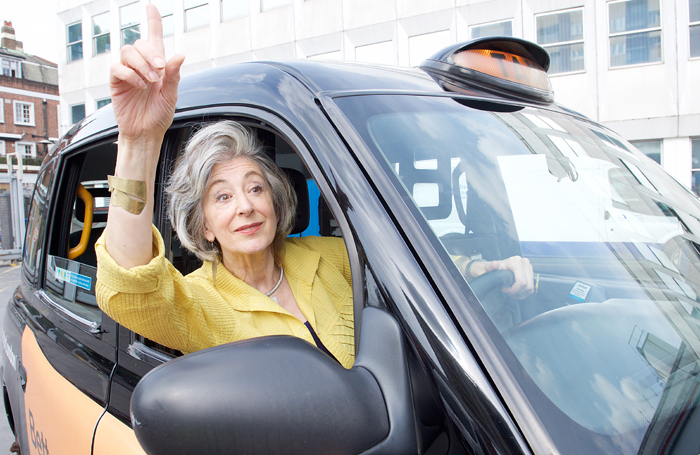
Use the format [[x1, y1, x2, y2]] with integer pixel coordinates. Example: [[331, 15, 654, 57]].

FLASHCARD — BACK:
[[115, 134, 163, 179], [465, 259, 487, 278]]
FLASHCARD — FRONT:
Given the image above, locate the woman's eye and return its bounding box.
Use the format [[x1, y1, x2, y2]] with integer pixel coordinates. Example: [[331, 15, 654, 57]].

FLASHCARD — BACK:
[[250, 185, 263, 193], [216, 194, 230, 202]]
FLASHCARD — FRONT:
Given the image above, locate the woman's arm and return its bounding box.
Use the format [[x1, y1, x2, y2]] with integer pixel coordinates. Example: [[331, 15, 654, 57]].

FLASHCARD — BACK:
[[104, 5, 185, 269]]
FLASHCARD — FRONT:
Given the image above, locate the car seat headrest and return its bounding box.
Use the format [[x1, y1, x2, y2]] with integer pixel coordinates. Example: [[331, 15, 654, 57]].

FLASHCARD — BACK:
[[282, 168, 310, 235]]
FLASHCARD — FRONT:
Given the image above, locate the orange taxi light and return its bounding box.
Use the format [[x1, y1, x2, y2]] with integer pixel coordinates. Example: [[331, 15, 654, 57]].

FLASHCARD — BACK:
[[453, 49, 551, 92]]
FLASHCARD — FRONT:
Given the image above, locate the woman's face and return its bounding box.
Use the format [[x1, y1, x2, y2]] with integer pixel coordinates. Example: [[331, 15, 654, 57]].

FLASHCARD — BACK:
[[202, 157, 278, 264]]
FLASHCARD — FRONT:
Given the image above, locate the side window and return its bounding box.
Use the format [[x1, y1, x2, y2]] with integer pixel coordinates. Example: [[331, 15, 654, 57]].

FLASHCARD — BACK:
[[137, 119, 347, 355], [43, 140, 117, 324], [164, 122, 343, 277], [23, 161, 57, 284]]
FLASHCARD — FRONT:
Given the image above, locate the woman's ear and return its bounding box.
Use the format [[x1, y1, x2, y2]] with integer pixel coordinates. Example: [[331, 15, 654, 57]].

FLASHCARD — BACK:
[[203, 224, 216, 242]]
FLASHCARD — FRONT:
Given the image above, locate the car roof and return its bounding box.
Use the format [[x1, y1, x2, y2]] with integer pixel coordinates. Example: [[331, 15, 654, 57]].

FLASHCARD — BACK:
[[52, 58, 576, 157]]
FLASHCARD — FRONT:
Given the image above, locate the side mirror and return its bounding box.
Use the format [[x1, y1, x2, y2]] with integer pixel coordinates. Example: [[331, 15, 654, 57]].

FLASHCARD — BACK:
[[131, 328, 397, 454]]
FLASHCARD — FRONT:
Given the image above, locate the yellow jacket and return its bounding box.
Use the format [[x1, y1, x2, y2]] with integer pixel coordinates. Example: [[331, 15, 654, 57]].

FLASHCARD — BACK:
[[95, 226, 355, 368]]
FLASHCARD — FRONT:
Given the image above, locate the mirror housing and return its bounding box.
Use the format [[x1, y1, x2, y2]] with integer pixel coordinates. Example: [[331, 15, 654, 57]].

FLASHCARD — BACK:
[[132, 307, 417, 454], [131, 335, 389, 454]]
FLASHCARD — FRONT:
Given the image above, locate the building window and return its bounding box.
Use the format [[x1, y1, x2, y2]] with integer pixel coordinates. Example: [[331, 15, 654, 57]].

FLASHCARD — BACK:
[[408, 31, 451, 67], [691, 0, 700, 58], [261, 0, 291, 11], [151, 0, 174, 36], [93, 12, 111, 55], [13, 101, 34, 126], [121, 2, 141, 46], [16, 142, 36, 159], [0, 141, 5, 156], [356, 41, 393, 65], [96, 98, 112, 109], [609, 0, 662, 67], [631, 140, 661, 164], [307, 50, 342, 60], [692, 139, 700, 195], [536, 9, 584, 74], [221, 0, 248, 21], [185, 0, 209, 31], [71, 104, 86, 125], [0, 98, 3, 123], [470, 20, 513, 39], [1, 58, 21, 78], [67, 22, 83, 63]]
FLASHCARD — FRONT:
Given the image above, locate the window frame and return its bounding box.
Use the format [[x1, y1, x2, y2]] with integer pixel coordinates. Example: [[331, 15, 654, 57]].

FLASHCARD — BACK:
[[0, 140, 5, 157], [130, 108, 362, 358], [13, 100, 35, 126], [150, 0, 175, 36], [15, 141, 37, 159], [1, 58, 21, 78], [261, 0, 291, 12], [71, 103, 86, 125], [0, 98, 4, 123], [631, 139, 662, 165], [42, 138, 118, 330], [221, 0, 248, 22], [92, 11, 111, 56], [608, 0, 663, 68], [184, 0, 210, 31], [535, 7, 585, 75], [691, 0, 700, 59], [408, 30, 451, 68], [66, 21, 83, 63], [692, 138, 700, 196], [469, 19, 514, 39], [120, 2, 141, 47], [96, 98, 112, 110], [23, 159, 58, 285]]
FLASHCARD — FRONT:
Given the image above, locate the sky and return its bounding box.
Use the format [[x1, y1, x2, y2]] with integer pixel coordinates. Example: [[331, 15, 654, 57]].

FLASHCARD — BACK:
[[3, 0, 59, 63]]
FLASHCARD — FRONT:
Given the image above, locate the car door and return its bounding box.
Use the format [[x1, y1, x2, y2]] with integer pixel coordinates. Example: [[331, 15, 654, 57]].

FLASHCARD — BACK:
[[3, 159, 55, 451], [14, 137, 120, 454], [116, 103, 489, 454], [95, 111, 356, 453], [93, 107, 412, 452]]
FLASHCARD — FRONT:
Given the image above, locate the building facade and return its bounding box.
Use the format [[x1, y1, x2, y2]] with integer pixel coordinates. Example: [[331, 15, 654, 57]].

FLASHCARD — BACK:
[[56, 0, 700, 191], [0, 21, 60, 173]]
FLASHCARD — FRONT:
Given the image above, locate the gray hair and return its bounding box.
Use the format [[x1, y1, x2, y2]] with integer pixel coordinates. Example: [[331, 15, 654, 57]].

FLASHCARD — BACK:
[[166, 121, 297, 264]]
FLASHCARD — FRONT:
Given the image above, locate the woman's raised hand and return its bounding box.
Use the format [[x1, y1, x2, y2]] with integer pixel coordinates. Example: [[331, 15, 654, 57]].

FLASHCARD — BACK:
[[105, 5, 185, 269], [109, 5, 185, 144]]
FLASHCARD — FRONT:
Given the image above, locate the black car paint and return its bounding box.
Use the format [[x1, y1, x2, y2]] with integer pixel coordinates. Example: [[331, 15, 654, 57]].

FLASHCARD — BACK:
[[0, 59, 576, 454]]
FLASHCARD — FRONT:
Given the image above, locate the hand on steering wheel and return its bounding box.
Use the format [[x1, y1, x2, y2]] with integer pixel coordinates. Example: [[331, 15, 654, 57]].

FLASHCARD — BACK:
[[467, 256, 534, 300]]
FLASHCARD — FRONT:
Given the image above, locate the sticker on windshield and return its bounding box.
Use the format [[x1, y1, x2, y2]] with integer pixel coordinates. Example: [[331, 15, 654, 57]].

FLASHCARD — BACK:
[[55, 267, 92, 291], [569, 281, 592, 303]]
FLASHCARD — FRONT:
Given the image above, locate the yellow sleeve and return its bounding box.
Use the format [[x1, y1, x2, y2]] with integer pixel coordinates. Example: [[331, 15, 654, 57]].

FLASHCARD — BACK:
[[95, 225, 220, 353]]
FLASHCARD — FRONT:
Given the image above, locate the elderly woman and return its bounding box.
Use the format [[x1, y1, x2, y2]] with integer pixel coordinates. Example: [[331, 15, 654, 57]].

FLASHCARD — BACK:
[[96, 6, 533, 370]]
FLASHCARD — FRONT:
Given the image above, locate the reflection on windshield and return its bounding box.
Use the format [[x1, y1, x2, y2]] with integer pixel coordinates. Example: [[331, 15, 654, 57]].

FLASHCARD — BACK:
[[335, 95, 700, 455]]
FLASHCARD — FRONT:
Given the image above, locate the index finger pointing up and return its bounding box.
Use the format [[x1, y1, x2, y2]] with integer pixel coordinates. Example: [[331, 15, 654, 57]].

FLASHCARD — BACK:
[[146, 4, 165, 57]]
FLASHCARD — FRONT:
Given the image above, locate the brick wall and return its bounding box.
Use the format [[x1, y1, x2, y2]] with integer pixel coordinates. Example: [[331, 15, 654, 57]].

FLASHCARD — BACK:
[[0, 75, 59, 160]]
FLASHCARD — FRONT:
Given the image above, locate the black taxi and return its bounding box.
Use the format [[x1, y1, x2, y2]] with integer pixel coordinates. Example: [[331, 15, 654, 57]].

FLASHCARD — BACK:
[[3, 37, 700, 455]]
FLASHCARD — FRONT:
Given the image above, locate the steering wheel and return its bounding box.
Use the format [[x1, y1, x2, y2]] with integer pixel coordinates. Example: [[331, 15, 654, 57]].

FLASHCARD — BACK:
[[468, 269, 515, 314]]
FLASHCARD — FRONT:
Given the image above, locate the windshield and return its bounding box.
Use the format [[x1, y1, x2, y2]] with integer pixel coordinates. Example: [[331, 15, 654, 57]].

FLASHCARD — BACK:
[[334, 94, 700, 455]]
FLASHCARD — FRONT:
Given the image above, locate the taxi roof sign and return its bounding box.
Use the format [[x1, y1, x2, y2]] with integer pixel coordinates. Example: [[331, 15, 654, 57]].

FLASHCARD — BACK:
[[420, 37, 554, 104]]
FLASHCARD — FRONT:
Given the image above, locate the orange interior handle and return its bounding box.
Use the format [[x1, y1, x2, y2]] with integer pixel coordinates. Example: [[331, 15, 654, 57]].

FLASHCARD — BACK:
[[68, 184, 93, 260]]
